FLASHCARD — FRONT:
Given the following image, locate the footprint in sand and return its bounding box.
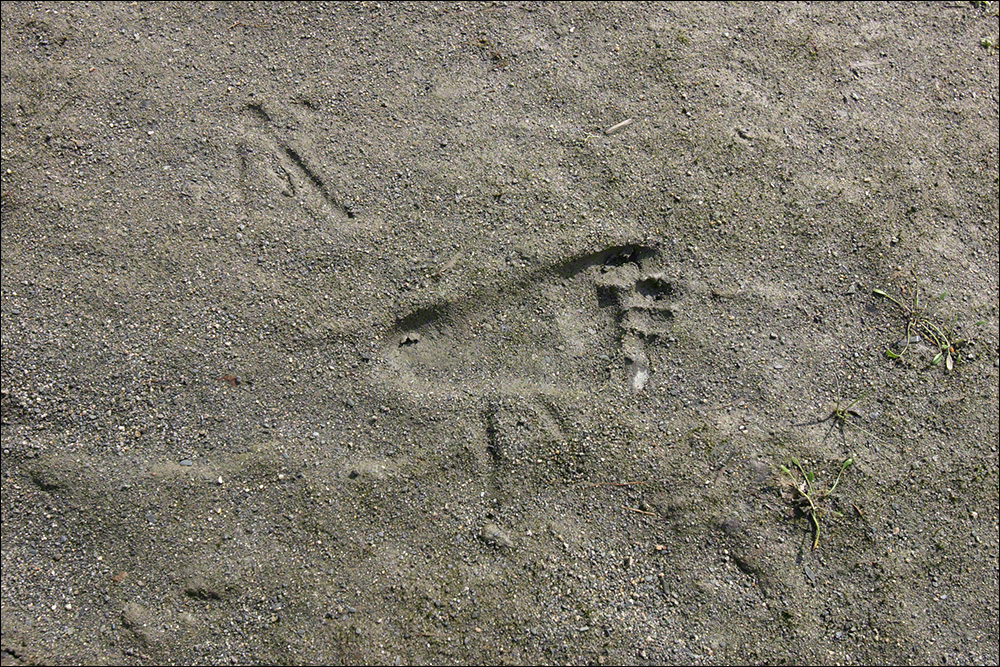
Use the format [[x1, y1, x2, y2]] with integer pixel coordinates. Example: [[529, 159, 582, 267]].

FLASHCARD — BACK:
[[378, 243, 684, 478], [382, 243, 683, 398]]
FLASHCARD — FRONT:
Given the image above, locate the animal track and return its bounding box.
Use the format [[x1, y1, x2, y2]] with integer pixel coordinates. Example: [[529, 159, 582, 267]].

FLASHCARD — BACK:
[[380, 243, 683, 482], [382, 243, 683, 396], [236, 98, 356, 224], [482, 395, 587, 481]]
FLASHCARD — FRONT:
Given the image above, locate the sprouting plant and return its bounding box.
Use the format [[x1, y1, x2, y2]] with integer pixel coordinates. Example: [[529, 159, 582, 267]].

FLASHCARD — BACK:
[[826, 389, 866, 428], [873, 287, 968, 371], [795, 387, 884, 447], [971, 1, 1000, 17], [779, 457, 854, 550]]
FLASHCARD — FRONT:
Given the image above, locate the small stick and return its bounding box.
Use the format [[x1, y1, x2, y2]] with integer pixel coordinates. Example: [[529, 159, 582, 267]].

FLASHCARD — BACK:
[[604, 118, 634, 135], [431, 250, 462, 280], [622, 505, 657, 516]]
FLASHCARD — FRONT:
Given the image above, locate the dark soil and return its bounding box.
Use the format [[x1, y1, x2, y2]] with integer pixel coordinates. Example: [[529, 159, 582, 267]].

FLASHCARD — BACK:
[[2, 2, 998, 665]]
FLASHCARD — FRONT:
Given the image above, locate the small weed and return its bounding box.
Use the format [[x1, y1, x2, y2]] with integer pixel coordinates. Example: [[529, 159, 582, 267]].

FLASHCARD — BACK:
[[795, 387, 883, 447], [779, 457, 853, 550], [971, 1, 1000, 17], [873, 287, 969, 371], [790, 34, 820, 61]]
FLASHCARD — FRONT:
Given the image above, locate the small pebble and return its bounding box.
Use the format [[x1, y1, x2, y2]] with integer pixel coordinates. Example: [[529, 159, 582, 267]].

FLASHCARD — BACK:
[[480, 523, 513, 548]]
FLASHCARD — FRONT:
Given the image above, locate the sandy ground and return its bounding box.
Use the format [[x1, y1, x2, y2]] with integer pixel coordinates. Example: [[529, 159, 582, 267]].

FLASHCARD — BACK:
[[2, 2, 998, 665]]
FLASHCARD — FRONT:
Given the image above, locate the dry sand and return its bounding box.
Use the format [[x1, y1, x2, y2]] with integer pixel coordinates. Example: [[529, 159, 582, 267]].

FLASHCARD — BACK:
[[2, 2, 998, 664]]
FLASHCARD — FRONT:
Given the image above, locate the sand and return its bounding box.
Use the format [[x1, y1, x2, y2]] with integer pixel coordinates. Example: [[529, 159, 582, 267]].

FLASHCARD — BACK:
[[2, 2, 998, 664]]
